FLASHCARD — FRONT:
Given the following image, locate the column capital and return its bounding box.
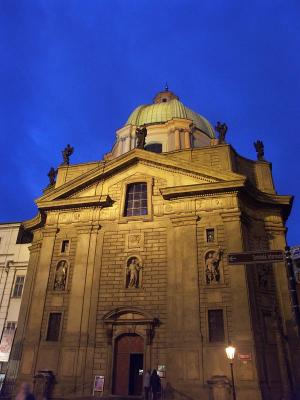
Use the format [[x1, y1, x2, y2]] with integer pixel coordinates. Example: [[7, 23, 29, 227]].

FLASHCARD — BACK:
[[28, 241, 42, 253], [170, 214, 199, 227], [264, 222, 286, 235], [42, 227, 59, 237], [76, 223, 101, 235], [220, 210, 241, 223]]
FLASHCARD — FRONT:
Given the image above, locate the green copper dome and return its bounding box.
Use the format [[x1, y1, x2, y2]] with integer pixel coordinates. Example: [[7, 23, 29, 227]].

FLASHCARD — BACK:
[[126, 89, 215, 138]]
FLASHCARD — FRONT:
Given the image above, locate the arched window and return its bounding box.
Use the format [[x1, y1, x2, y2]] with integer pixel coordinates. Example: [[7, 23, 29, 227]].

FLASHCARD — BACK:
[[124, 183, 147, 216], [145, 143, 162, 154]]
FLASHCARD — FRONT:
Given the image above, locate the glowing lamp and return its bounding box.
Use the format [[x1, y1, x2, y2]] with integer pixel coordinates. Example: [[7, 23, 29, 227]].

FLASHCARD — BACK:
[[225, 345, 236, 361]]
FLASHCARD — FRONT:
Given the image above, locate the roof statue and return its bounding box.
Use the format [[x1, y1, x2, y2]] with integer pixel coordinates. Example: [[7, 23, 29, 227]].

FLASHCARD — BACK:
[[215, 121, 228, 144], [61, 144, 74, 166], [47, 167, 57, 186], [254, 140, 265, 161], [135, 124, 147, 149]]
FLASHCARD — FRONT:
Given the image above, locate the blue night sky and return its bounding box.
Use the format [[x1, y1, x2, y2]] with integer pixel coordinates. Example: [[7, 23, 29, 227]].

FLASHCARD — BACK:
[[0, 1, 299, 244]]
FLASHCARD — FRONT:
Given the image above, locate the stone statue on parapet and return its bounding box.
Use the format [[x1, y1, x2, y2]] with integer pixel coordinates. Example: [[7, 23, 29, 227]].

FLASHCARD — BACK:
[[61, 144, 74, 165], [215, 121, 228, 143], [47, 167, 57, 186], [254, 140, 265, 161], [135, 124, 147, 149]]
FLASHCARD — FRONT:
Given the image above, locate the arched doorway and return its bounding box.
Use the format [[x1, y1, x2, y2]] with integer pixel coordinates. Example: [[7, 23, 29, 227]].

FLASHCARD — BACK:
[[113, 333, 144, 396]]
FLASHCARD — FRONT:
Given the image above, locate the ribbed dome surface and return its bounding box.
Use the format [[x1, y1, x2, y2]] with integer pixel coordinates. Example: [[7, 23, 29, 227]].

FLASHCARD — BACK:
[[126, 98, 215, 138]]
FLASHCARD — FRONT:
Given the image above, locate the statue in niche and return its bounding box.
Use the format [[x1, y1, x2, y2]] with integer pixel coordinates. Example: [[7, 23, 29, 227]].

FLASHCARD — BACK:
[[205, 249, 223, 284], [215, 121, 228, 143], [54, 260, 67, 291], [126, 257, 142, 288], [258, 264, 271, 289], [135, 124, 147, 149], [254, 140, 265, 161]]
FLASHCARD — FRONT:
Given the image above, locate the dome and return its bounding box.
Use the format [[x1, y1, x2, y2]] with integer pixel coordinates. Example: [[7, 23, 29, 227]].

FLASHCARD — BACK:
[[126, 88, 215, 138]]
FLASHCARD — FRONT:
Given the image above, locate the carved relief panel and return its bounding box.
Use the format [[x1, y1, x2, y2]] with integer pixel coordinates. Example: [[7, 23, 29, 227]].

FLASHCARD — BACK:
[[125, 233, 144, 251]]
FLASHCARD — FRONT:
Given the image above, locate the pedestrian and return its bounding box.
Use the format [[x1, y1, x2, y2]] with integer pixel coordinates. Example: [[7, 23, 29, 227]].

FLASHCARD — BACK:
[[15, 382, 35, 400], [150, 369, 161, 400], [143, 369, 151, 400]]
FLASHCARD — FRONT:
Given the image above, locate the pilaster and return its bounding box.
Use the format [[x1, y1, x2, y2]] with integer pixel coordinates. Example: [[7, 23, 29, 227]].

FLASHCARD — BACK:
[[221, 210, 262, 399], [265, 221, 300, 397], [61, 223, 101, 395], [167, 214, 202, 385]]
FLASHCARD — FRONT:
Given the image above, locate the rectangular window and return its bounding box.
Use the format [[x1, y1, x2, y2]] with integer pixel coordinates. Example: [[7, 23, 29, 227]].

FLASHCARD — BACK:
[[46, 313, 62, 341], [61, 240, 69, 253], [12, 276, 25, 298], [124, 183, 147, 217], [206, 229, 215, 243], [208, 309, 225, 342]]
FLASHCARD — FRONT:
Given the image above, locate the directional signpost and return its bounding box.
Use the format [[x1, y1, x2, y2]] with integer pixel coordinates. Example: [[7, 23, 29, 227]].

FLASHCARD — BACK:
[[227, 250, 285, 265]]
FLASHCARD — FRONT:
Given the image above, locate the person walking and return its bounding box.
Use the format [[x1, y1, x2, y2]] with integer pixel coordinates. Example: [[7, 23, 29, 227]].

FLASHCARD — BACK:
[[15, 382, 36, 400], [143, 369, 151, 400], [150, 369, 161, 400]]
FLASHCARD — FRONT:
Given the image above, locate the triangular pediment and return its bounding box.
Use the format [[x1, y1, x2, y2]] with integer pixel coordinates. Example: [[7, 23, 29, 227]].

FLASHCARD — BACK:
[[36, 149, 245, 208]]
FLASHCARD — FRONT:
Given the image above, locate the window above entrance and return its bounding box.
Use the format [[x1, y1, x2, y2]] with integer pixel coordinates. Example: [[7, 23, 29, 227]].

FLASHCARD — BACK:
[[124, 183, 147, 216]]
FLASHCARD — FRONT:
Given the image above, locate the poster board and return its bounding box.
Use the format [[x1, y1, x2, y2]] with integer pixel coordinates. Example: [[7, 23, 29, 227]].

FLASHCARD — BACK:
[[0, 328, 15, 362], [157, 365, 166, 378], [93, 375, 104, 395]]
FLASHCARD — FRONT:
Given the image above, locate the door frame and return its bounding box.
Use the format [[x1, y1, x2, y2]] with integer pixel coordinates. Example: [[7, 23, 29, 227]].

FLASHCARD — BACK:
[[103, 307, 160, 395], [112, 333, 145, 396]]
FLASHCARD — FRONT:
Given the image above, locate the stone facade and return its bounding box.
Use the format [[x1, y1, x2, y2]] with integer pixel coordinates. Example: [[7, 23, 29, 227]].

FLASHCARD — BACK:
[[0, 223, 30, 390], [7, 90, 300, 400]]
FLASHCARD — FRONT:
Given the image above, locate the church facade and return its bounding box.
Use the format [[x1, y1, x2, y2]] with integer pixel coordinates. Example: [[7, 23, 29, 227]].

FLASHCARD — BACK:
[[9, 88, 300, 400]]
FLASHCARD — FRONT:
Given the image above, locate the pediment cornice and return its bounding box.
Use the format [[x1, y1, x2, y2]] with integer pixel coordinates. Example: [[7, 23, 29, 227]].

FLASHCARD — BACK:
[[36, 149, 244, 204]]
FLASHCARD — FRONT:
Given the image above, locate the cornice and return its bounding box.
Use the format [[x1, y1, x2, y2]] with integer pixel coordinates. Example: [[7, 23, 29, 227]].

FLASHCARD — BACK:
[[22, 212, 45, 231], [36, 194, 112, 211], [160, 179, 246, 200], [160, 179, 293, 220], [35, 149, 244, 204]]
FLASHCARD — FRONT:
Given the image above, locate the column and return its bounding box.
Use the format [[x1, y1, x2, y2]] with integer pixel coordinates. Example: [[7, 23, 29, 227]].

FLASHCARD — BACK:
[[174, 129, 180, 150], [184, 130, 191, 149], [124, 136, 130, 153]]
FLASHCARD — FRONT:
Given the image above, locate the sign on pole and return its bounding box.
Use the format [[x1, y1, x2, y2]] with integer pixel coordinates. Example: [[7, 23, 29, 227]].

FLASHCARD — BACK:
[[227, 250, 285, 265]]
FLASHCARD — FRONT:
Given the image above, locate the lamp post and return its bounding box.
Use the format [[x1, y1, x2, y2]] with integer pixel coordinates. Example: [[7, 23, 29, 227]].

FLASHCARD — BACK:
[[225, 344, 237, 400]]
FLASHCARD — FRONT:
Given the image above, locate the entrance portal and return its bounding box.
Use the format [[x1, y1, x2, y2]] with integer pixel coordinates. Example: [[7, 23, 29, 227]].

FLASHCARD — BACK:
[[113, 333, 144, 396]]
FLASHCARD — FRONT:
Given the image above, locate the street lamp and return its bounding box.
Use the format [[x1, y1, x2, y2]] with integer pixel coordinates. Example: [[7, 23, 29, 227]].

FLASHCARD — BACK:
[[225, 344, 237, 400]]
